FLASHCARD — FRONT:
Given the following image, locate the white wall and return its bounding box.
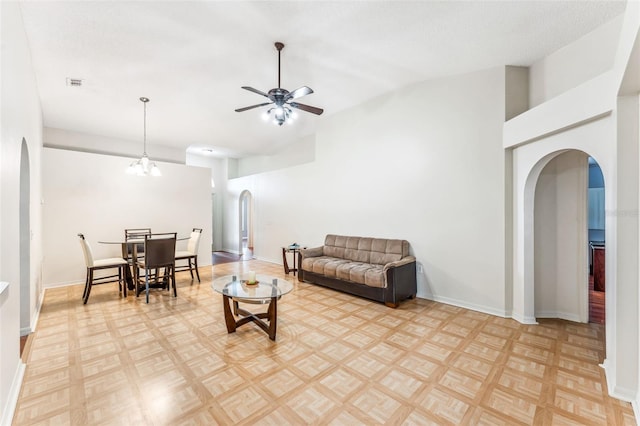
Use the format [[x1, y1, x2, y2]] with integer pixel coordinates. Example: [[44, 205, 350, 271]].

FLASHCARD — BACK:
[[42, 148, 212, 287], [224, 66, 509, 316], [614, 95, 639, 399], [0, 1, 43, 423], [529, 14, 623, 108], [237, 135, 315, 177], [185, 152, 227, 251], [534, 151, 588, 322]]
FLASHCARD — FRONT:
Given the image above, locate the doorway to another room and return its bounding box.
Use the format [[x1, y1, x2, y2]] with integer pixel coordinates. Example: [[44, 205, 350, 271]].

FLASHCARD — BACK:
[[588, 157, 605, 324], [239, 190, 254, 259], [533, 150, 605, 326]]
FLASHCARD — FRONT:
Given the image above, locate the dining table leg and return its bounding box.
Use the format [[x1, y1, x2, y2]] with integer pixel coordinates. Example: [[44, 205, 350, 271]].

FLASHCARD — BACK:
[[121, 242, 135, 291]]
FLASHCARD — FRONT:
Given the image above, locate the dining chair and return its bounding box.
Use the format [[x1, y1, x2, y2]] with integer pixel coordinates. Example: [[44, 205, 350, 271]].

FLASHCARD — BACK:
[[175, 228, 203, 282], [78, 233, 129, 304], [124, 228, 151, 264], [135, 232, 177, 303]]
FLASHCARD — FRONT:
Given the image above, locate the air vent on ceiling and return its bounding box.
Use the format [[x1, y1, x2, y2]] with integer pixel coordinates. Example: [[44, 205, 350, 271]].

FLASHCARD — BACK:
[[66, 78, 83, 87]]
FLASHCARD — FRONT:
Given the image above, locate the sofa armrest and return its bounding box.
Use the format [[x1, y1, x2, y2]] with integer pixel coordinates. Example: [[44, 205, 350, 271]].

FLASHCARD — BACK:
[[383, 256, 417, 306], [383, 256, 416, 273], [301, 246, 324, 259]]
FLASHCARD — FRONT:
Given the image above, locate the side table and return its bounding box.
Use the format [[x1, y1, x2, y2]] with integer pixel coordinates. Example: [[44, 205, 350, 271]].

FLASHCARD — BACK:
[[282, 246, 305, 276]]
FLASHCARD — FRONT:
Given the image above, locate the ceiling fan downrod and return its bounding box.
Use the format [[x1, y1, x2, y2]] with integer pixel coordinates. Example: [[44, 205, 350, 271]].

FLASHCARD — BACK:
[[275, 42, 284, 89]]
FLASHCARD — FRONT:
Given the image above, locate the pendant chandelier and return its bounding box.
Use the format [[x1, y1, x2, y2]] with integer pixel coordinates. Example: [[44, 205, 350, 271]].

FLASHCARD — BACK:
[[127, 97, 161, 176]]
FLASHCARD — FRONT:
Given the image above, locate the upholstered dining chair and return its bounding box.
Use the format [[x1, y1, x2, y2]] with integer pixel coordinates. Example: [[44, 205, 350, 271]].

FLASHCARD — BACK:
[[135, 232, 177, 303], [77, 233, 128, 304], [175, 228, 203, 282]]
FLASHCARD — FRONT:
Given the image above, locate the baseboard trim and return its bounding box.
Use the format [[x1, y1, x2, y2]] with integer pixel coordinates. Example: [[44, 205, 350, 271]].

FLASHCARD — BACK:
[[1, 361, 26, 426], [43, 279, 82, 289], [424, 294, 509, 319], [511, 311, 539, 325], [601, 357, 639, 416], [254, 256, 279, 265], [535, 311, 582, 323]]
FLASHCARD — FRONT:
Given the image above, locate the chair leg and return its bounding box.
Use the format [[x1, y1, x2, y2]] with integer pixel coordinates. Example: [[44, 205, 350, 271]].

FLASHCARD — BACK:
[[121, 266, 127, 298], [194, 256, 200, 282], [83, 269, 94, 304], [82, 269, 90, 300], [145, 270, 150, 304], [135, 267, 141, 297], [172, 266, 177, 297], [188, 258, 194, 280]]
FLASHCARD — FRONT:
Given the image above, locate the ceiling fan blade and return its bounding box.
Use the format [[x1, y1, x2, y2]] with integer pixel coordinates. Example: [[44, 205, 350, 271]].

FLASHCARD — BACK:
[[235, 102, 273, 112], [241, 86, 270, 98], [285, 86, 313, 101], [289, 102, 324, 115]]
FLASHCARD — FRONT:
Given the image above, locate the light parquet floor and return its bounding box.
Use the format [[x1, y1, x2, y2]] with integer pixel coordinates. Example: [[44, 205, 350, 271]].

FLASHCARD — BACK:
[[14, 260, 635, 425]]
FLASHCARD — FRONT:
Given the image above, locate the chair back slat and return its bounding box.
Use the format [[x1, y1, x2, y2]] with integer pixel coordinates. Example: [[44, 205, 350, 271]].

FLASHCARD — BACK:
[[125, 228, 151, 256], [125, 228, 152, 240]]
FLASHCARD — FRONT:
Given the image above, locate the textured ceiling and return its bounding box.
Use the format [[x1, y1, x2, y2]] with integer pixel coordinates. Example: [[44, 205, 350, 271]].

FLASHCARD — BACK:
[[19, 1, 626, 158]]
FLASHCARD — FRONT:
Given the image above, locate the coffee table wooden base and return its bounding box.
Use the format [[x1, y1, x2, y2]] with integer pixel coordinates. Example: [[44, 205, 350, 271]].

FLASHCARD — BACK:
[[222, 294, 278, 340]]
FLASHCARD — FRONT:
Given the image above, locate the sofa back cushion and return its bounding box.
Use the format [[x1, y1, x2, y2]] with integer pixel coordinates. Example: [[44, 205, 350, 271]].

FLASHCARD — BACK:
[[324, 234, 409, 265]]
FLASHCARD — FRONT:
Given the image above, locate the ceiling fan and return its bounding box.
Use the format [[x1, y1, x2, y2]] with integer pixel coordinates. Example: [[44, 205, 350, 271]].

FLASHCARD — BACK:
[[235, 42, 323, 126]]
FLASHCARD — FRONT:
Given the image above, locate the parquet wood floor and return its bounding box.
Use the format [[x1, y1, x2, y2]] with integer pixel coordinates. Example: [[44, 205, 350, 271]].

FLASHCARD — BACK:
[[13, 260, 635, 425]]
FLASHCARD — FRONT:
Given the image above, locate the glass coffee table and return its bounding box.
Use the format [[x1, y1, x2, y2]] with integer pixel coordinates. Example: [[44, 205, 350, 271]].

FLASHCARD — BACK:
[[211, 274, 293, 340]]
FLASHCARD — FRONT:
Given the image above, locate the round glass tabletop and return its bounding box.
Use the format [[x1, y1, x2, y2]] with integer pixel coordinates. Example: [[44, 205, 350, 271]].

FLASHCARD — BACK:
[[211, 274, 293, 300]]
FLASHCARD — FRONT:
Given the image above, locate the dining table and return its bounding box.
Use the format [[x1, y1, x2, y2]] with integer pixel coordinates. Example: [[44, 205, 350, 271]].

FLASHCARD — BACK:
[[98, 235, 188, 291]]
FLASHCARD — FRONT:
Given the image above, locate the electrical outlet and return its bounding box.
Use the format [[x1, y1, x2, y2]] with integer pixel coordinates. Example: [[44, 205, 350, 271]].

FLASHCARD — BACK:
[[417, 264, 423, 273]]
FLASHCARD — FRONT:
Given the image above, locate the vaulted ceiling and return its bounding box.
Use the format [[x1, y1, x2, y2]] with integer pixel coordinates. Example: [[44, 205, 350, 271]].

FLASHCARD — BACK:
[[19, 1, 626, 158]]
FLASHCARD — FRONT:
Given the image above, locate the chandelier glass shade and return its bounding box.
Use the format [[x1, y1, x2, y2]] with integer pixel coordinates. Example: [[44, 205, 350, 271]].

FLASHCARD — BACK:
[[127, 97, 161, 176], [262, 104, 298, 126]]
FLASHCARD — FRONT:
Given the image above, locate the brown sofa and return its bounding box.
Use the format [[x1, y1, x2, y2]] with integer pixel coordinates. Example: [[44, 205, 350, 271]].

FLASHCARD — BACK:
[[298, 234, 417, 307]]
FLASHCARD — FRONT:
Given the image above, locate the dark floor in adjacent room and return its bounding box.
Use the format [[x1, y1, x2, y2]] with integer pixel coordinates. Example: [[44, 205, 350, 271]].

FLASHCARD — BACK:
[[589, 274, 605, 325], [212, 251, 242, 265]]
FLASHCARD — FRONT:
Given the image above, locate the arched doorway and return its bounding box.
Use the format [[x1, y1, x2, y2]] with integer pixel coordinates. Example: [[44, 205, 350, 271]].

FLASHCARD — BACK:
[[238, 190, 254, 258], [533, 150, 590, 323], [20, 139, 31, 335]]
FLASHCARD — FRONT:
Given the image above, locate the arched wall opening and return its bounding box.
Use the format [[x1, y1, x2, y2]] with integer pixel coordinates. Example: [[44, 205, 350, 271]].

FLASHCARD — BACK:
[[511, 112, 639, 401], [19, 138, 31, 335], [533, 150, 590, 323]]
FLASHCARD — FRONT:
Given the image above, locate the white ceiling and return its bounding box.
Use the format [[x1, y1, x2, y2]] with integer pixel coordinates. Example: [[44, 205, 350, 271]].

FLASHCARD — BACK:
[[19, 1, 626, 158]]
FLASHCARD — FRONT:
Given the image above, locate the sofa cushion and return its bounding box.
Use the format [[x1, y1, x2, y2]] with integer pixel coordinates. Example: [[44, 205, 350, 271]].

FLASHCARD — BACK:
[[302, 256, 349, 278], [324, 234, 408, 265], [303, 257, 386, 288], [369, 239, 407, 265], [336, 262, 385, 288]]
